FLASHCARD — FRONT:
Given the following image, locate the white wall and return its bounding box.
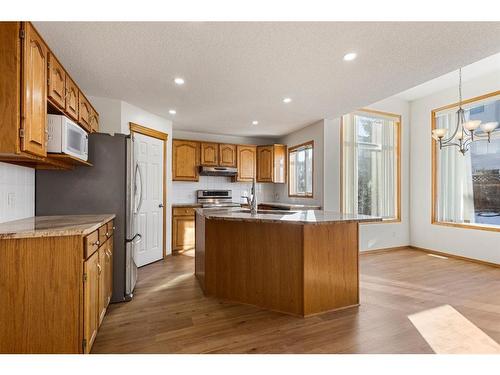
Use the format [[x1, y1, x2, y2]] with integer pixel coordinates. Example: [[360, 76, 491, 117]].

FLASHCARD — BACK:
[[172, 130, 276, 205], [0, 163, 35, 223], [274, 120, 325, 207], [410, 70, 500, 264]]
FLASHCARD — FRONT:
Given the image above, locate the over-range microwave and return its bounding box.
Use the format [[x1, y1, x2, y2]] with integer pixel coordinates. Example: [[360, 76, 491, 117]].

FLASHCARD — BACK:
[[47, 114, 88, 161]]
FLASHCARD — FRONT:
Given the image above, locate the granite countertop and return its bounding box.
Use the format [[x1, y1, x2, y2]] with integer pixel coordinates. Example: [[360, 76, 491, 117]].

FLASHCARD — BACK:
[[258, 202, 321, 210], [172, 203, 202, 208], [0, 214, 116, 239], [195, 207, 380, 224]]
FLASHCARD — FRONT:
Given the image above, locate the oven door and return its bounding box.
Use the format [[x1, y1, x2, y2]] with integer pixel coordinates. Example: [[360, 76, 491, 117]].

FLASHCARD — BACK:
[[61, 119, 89, 161]]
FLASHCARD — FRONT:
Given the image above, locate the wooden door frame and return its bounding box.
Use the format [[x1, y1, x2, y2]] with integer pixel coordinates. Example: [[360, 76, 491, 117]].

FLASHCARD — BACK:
[[129, 122, 169, 258]]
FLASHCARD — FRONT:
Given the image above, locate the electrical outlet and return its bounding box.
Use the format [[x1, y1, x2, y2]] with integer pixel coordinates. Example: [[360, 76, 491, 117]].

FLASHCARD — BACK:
[[7, 192, 15, 208]]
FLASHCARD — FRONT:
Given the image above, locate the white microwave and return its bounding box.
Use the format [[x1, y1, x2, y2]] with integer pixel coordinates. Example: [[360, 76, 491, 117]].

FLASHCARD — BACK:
[[47, 114, 88, 161]]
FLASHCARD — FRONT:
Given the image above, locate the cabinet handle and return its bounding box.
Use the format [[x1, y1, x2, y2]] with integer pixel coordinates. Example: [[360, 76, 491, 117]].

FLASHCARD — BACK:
[[97, 263, 102, 274], [105, 232, 110, 237], [112, 226, 116, 230], [93, 240, 100, 246]]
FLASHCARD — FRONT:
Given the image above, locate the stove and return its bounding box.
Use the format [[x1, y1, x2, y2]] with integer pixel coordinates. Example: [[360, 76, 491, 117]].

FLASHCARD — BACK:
[[197, 190, 241, 208]]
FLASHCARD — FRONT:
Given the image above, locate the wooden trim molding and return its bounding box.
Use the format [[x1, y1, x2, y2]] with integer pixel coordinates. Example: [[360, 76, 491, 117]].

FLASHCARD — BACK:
[[430, 89, 500, 233], [340, 109, 401, 222], [409, 246, 500, 268], [288, 140, 314, 198], [360, 246, 410, 255], [129, 122, 169, 257]]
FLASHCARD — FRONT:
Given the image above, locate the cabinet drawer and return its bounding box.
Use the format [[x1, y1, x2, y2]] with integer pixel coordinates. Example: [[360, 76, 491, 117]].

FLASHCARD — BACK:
[[85, 230, 100, 259], [173, 207, 196, 216], [98, 224, 108, 245]]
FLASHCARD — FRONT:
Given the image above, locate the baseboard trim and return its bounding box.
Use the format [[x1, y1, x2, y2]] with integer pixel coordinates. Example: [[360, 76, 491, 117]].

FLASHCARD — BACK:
[[360, 246, 410, 255], [409, 246, 500, 268]]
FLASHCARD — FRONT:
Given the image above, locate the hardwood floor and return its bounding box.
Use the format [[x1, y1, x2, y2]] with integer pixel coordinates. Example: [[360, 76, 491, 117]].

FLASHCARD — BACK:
[[91, 248, 500, 353]]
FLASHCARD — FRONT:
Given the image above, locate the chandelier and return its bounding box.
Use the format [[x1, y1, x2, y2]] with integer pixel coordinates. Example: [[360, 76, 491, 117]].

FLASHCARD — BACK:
[[432, 68, 499, 155]]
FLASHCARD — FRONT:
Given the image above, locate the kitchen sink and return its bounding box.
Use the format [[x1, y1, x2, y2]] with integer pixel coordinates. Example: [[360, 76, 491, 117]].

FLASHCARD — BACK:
[[235, 209, 298, 215]]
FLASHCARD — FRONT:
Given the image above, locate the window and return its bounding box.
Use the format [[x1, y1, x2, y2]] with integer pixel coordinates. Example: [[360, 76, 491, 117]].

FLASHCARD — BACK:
[[432, 91, 500, 231], [288, 141, 314, 197], [342, 110, 401, 221]]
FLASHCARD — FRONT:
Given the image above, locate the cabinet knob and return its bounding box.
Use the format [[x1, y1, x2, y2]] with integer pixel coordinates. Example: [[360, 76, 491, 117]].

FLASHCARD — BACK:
[[93, 240, 100, 246], [97, 263, 102, 274], [106, 232, 110, 237]]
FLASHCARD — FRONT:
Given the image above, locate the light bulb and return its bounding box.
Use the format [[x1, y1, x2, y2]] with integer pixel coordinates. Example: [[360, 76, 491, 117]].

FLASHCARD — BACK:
[[464, 120, 481, 131], [480, 122, 498, 133], [432, 128, 447, 139]]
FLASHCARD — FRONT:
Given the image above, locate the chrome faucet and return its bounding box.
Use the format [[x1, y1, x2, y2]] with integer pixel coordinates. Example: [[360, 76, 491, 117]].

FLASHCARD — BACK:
[[242, 178, 258, 215]]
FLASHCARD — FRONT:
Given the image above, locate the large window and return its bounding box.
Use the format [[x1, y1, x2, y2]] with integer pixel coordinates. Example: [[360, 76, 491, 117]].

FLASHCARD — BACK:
[[288, 141, 314, 197], [342, 110, 401, 221], [432, 91, 500, 230]]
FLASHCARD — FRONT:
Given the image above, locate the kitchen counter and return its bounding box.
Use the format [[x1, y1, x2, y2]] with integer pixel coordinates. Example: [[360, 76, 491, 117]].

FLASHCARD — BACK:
[[258, 202, 321, 210], [0, 214, 116, 239], [172, 203, 202, 208], [195, 207, 380, 224]]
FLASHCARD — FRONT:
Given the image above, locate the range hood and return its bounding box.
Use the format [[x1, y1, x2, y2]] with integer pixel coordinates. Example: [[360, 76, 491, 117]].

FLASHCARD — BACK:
[[199, 166, 238, 177]]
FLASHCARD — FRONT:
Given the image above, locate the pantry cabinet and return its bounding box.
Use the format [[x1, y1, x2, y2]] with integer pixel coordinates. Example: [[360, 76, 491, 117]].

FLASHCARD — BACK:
[[236, 145, 257, 182], [172, 207, 196, 254], [0, 21, 99, 169], [257, 144, 286, 183], [172, 139, 200, 181]]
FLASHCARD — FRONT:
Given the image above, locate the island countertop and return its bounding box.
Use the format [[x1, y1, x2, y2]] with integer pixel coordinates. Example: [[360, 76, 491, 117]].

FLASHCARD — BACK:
[[0, 214, 116, 239], [195, 207, 380, 224]]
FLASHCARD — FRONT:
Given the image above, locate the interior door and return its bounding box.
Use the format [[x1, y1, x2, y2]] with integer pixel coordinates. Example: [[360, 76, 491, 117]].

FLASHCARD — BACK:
[[133, 132, 164, 267]]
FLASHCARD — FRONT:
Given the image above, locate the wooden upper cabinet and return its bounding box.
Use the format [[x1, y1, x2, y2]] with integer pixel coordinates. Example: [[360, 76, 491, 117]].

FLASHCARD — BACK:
[[47, 53, 66, 109], [219, 144, 236, 167], [257, 144, 286, 183], [90, 107, 99, 133], [173, 139, 200, 181], [84, 250, 99, 354], [65, 75, 79, 122], [21, 22, 48, 157], [200, 142, 218, 166], [78, 92, 91, 132], [236, 145, 256, 182]]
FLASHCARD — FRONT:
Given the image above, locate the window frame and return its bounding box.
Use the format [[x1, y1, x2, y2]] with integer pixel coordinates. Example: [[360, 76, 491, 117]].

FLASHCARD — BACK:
[[288, 140, 314, 198], [340, 108, 402, 223], [431, 89, 500, 233]]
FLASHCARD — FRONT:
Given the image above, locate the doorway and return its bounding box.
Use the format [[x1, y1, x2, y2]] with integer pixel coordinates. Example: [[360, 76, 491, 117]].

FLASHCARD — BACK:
[[129, 122, 168, 267]]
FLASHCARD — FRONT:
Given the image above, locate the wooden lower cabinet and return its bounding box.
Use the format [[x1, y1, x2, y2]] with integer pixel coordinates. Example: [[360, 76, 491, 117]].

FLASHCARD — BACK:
[[0, 217, 114, 354], [172, 207, 196, 254]]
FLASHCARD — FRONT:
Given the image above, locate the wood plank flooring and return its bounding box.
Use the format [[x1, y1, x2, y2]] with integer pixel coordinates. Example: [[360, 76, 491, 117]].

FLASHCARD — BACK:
[[91, 248, 500, 353]]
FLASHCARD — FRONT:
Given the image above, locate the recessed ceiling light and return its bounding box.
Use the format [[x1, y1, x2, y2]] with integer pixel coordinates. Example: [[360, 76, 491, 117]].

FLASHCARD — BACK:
[[283, 97, 292, 103], [252, 121, 259, 125], [343, 52, 357, 61], [174, 77, 185, 85], [169, 109, 176, 115]]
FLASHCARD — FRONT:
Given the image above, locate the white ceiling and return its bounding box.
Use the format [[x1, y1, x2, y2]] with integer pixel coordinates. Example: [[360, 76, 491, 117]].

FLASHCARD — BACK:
[[34, 22, 500, 137]]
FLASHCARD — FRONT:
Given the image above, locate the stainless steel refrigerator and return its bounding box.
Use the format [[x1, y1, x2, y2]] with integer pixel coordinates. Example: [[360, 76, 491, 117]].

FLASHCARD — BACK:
[[36, 133, 143, 303]]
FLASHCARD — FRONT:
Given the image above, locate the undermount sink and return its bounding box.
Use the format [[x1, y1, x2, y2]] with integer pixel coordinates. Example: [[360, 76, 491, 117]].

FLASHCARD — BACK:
[[235, 209, 298, 215]]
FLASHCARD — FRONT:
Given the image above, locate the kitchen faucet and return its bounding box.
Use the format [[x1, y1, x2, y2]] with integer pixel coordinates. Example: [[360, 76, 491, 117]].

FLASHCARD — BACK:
[[242, 178, 258, 215]]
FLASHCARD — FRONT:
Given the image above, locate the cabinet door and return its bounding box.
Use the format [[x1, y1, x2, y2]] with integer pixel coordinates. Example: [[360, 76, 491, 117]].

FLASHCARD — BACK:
[[236, 145, 256, 182], [219, 144, 236, 167], [65, 76, 79, 122], [21, 22, 48, 157], [106, 237, 113, 305], [200, 142, 218, 166], [172, 216, 195, 253], [257, 145, 273, 182], [84, 250, 99, 353], [90, 108, 99, 133], [78, 92, 91, 132], [172, 140, 199, 181], [47, 53, 66, 109], [273, 145, 287, 183], [98, 246, 106, 327]]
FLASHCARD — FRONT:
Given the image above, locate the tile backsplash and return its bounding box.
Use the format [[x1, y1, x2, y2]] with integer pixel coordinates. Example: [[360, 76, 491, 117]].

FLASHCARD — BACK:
[[0, 162, 35, 223], [172, 176, 276, 204]]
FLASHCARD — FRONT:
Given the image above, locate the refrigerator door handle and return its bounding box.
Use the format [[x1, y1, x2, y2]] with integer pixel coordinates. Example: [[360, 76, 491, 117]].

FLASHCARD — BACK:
[[136, 163, 144, 213]]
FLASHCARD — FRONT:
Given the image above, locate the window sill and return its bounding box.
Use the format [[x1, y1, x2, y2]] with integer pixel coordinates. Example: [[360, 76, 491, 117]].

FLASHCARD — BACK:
[[288, 194, 314, 199], [361, 218, 401, 225], [432, 220, 500, 233]]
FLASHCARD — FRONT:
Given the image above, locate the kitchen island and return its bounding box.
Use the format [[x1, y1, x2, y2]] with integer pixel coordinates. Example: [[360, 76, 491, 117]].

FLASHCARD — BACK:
[[195, 208, 380, 316]]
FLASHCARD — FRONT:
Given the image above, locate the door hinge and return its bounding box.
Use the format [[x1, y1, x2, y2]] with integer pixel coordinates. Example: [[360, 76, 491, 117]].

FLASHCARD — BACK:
[[19, 128, 24, 138], [83, 273, 87, 283], [19, 29, 25, 39], [82, 339, 87, 352]]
